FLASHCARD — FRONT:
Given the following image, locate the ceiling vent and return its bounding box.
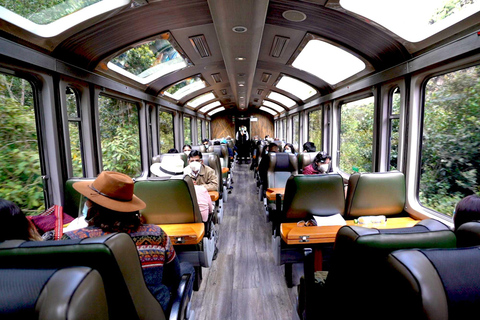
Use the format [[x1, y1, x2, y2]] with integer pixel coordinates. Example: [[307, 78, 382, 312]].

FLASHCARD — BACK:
[[261, 73, 272, 83], [257, 89, 264, 95], [189, 34, 211, 58], [211, 73, 222, 83], [220, 89, 227, 95], [270, 36, 290, 58]]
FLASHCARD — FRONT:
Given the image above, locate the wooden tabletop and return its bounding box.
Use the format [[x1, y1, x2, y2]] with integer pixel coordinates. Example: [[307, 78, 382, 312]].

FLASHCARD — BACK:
[[208, 191, 219, 201], [281, 217, 419, 245], [158, 223, 205, 245], [266, 188, 285, 201]]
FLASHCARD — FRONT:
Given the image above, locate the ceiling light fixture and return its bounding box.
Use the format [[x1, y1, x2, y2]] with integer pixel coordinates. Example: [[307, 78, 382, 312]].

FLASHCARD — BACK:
[[235, 57, 246, 61], [232, 26, 248, 33], [282, 10, 307, 22]]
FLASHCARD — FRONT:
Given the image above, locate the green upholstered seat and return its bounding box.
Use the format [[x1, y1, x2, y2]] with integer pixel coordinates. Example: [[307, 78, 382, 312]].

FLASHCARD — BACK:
[[297, 152, 319, 174]]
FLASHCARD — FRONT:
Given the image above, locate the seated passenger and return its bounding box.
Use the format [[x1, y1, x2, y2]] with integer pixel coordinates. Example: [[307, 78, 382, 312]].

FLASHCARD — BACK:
[[258, 142, 280, 186], [302, 141, 316, 153], [0, 198, 41, 241], [150, 158, 213, 222], [167, 148, 179, 153], [62, 171, 187, 311], [182, 144, 192, 156], [303, 152, 332, 175], [453, 194, 480, 230], [202, 139, 210, 149], [183, 150, 219, 192], [284, 143, 296, 155]]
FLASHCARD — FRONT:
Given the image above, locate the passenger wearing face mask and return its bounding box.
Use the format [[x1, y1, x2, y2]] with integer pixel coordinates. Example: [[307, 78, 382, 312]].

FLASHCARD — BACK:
[[284, 143, 296, 156], [183, 150, 218, 192], [303, 152, 332, 175], [182, 144, 192, 156]]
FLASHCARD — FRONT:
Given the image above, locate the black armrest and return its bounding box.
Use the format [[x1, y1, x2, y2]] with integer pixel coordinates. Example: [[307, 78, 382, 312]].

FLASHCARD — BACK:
[[169, 273, 194, 320]]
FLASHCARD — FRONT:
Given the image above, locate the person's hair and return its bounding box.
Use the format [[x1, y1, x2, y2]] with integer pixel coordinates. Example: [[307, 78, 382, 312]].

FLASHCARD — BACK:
[[189, 149, 202, 159], [314, 152, 330, 164], [202, 139, 209, 144], [88, 202, 144, 233], [284, 143, 296, 154], [213, 141, 220, 145], [453, 194, 480, 230], [268, 142, 279, 152], [182, 144, 192, 151], [0, 198, 41, 241], [303, 142, 316, 152], [168, 148, 179, 153]]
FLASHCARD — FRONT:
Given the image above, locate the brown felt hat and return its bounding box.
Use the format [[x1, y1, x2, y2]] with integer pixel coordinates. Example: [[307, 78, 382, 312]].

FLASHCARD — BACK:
[[73, 171, 146, 212]]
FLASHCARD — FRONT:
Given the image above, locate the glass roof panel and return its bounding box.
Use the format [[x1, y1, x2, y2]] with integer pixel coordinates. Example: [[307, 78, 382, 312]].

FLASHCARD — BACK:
[[199, 101, 221, 113], [187, 92, 216, 108], [275, 75, 317, 101], [161, 75, 207, 101], [267, 91, 296, 108], [340, 0, 480, 42], [108, 35, 190, 85], [208, 107, 225, 116], [263, 101, 284, 112], [292, 39, 365, 85], [259, 106, 277, 116], [0, 0, 128, 37]]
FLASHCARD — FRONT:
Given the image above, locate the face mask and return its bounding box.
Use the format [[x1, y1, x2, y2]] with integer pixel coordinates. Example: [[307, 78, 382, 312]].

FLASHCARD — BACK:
[[319, 164, 329, 173], [82, 202, 89, 218], [265, 150, 268, 155], [285, 149, 291, 153], [189, 161, 201, 172], [184, 150, 191, 156]]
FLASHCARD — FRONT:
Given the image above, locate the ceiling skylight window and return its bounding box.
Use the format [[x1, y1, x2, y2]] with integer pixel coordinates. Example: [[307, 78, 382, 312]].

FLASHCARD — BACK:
[[263, 101, 285, 113], [275, 75, 317, 101], [108, 33, 191, 85], [208, 107, 225, 116], [260, 106, 277, 116], [267, 92, 296, 108], [292, 39, 365, 85], [161, 75, 207, 101], [199, 101, 221, 113], [340, 0, 480, 42], [187, 92, 216, 108], [0, 0, 129, 37]]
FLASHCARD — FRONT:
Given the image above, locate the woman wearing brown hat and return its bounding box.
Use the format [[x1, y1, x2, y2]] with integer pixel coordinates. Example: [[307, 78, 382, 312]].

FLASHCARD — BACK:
[[62, 171, 189, 311]]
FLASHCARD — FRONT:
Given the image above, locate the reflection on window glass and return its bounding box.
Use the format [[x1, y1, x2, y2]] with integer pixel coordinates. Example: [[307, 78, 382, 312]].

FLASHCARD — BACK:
[[388, 87, 401, 171], [183, 116, 192, 145], [66, 87, 83, 177], [0, 73, 44, 213], [108, 34, 189, 84], [197, 118, 202, 144], [340, 96, 374, 173], [159, 110, 174, 154], [292, 114, 300, 146], [308, 108, 323, 150], [420, 65, 480, 216], [99, 95, 141, 177], [162, 75, 207, 101]]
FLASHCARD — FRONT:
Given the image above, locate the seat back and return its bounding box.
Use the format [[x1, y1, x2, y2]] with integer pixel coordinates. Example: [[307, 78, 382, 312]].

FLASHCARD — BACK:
[[455, 220, 480, 247], [64, 178, 95, 217], [134, 176, 203, 224], [282, 174, 345, 221], [324, 219, 456, 319], [0, 267, 108, 320], [297, 151, 319, 173], [211, 145, 228, 169], [344, 171, 406, 219], [201, 152, 223, 192], [266, 152, 298, 189], [389, 247, 480, 320], [155, 153, 188, 168], [0, 233, 165, 320]]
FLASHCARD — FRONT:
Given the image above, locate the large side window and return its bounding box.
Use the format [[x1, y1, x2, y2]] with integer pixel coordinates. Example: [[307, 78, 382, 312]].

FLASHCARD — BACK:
[[183, 115, 192, 145], [98, 95, 141, 177], [197, 118, 202, 144], [308, 108, 323, 150], [0, 73, 44, 212], [420, 65, 480, 216], [340, 96, 374, 173], [292, 114, 300, 146], [66, 87, 84, 177], [159, 109, 175, 154], [282, 118, 287, 141], [388, 87, 400, 171], [205, 120, 210, 140]]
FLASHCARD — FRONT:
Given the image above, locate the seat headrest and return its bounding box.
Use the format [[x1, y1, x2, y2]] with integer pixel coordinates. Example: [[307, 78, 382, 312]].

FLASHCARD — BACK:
[[268, 153, 297, 172]]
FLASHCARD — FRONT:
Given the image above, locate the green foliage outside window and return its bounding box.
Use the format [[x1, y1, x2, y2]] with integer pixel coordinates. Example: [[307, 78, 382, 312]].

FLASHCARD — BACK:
[[340, 97, 374, 173], [0, 74, 44, 213], [159, 110, 174, 154], [183, 116, 192, 145], [99, 95, 141, 177], [420, 65, 480, 216], [308, 109, 322, 151]]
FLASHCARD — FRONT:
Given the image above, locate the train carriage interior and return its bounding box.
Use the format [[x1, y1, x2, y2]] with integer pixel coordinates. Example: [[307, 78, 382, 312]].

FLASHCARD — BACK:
[[1, 0, 480, 319]]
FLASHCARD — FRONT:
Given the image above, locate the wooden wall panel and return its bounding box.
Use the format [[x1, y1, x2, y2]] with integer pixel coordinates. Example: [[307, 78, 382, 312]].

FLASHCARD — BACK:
[[211, 111, 274, 140]]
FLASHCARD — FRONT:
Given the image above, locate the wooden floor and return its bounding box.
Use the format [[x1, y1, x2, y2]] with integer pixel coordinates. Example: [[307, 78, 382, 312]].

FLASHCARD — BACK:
[[191, 163, 298, 320]]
